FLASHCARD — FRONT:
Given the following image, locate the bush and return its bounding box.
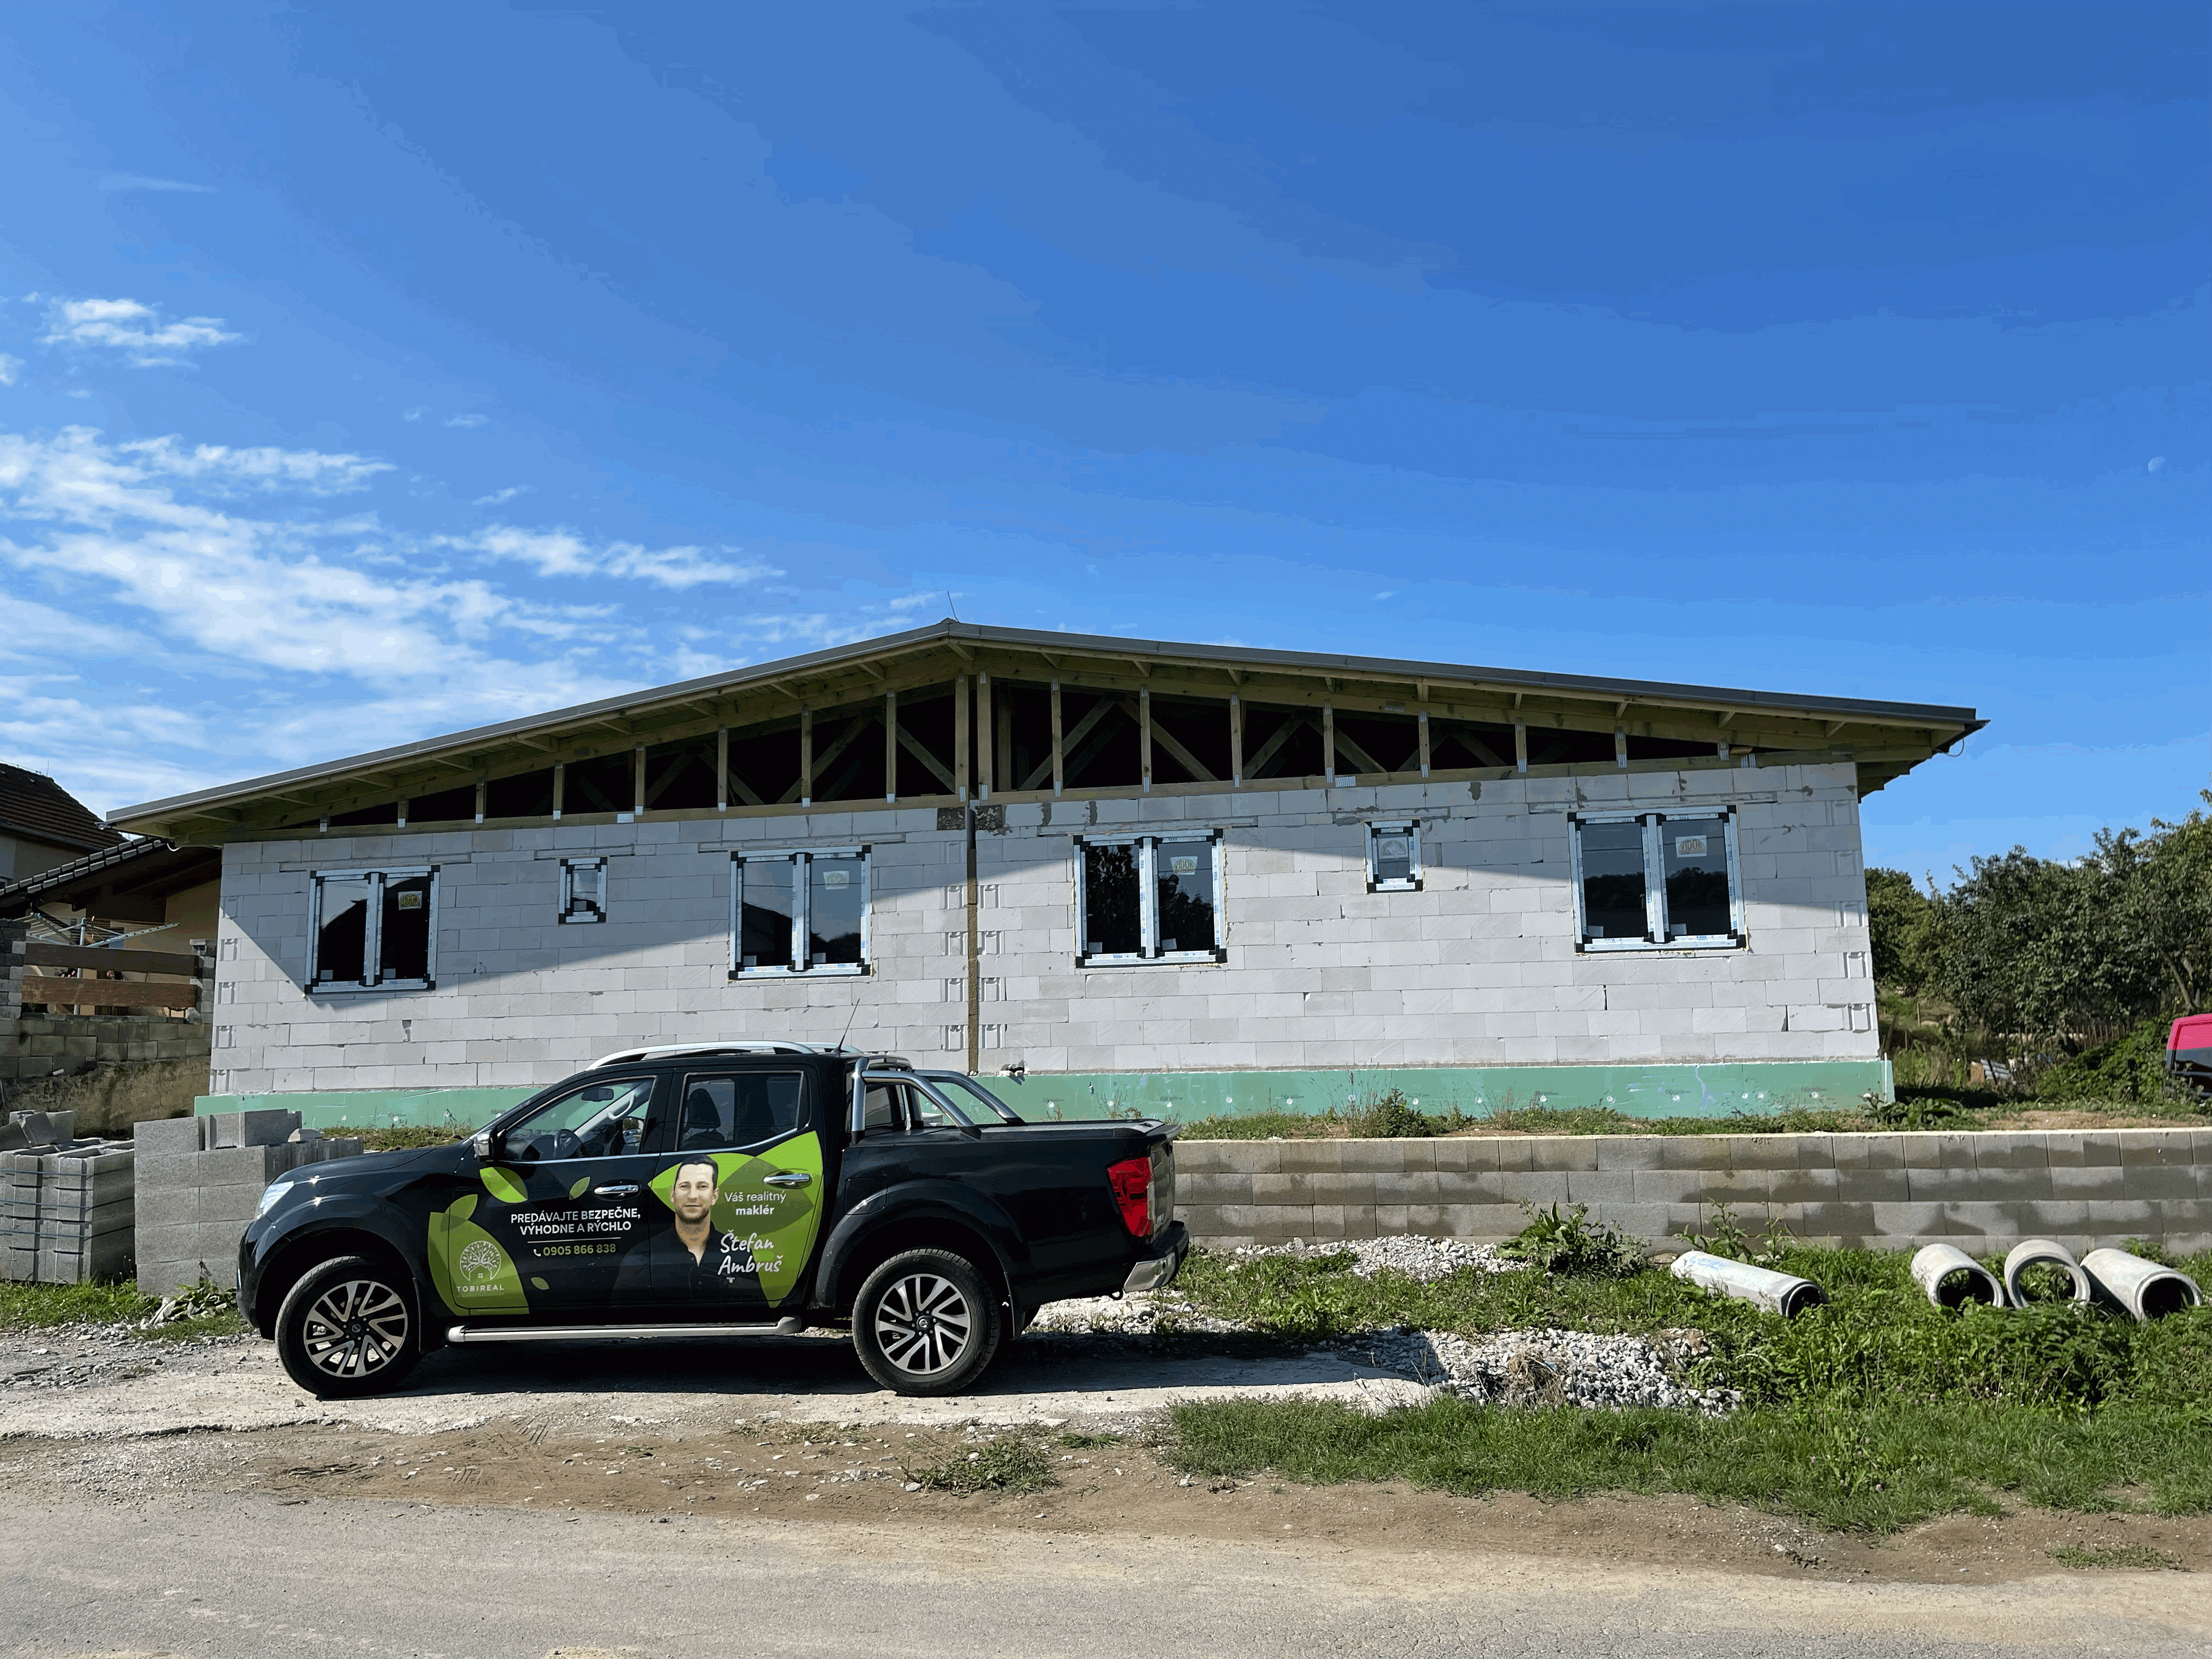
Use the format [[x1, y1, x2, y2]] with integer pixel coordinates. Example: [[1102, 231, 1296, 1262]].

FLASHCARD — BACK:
[[2035, 1017, 2194, 1105], [1500, 1203, 1642, 1278]]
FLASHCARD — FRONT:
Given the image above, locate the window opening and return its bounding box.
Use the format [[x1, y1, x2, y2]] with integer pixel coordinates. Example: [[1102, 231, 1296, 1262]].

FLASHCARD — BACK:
[[730, 847, 870, 976], [1076, 833, 1225, 966], [1366, 821, 1422, 892], [559, 857, 607, 924], [1569, 811, 1743, 952], [310, 867, 437, 990]]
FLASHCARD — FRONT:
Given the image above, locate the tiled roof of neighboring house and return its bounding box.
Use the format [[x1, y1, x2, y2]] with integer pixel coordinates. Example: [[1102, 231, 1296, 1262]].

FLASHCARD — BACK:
[[0, 764, 126, 855]]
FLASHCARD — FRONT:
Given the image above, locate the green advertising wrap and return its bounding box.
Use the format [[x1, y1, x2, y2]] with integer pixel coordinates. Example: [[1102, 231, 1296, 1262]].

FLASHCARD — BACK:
[[647, 1132, 825, 1304], [427, 1191, 529, 1316]]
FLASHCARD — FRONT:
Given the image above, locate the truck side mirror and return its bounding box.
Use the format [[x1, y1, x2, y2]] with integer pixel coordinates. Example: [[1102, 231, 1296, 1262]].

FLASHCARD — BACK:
[[471, 1128, 500, 1161]]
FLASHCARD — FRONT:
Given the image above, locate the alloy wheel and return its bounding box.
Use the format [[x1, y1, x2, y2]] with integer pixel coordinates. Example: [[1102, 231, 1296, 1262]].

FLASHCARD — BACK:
[[299, 1277, 410, 1380], [872, 1273, 974, 1375]]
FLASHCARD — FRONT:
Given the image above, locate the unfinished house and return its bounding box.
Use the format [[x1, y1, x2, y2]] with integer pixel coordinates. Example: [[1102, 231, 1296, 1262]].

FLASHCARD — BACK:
[[105, 623, 1983, 1128]]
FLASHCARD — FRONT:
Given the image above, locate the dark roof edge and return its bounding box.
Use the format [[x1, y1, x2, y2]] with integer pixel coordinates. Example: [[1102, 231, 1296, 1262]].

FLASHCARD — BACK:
[[0, 834, 188, 902], [110, 619, 1987, 823]]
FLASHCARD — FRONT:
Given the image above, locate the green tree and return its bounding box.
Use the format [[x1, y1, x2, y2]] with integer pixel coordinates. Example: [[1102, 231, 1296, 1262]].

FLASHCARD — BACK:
[[1866, 867, 1939, 994]]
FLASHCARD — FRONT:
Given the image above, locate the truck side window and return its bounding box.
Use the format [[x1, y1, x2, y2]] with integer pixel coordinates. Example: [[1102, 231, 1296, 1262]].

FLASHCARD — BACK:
[[677, 1072, 804, 1151], [501, 1075, 661, 1163], [861, 1081, 913, 1133]]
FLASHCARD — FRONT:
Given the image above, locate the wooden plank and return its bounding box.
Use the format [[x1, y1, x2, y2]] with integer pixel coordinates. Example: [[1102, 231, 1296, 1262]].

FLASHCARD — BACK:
[[20, 977, 199, 1009], [898, 726, 957, 792], [1022, 695, 1116, 791], [25, 943, 201, 977]]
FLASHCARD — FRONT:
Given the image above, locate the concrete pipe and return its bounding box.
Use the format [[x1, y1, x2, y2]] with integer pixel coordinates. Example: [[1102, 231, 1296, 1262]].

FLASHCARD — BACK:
[[1910, 1243, 2006, 1310], [1671, 1250, 1825, 1318], [2080, 1248, 2205, 1322], [2001, 1239, 2091, 1306]]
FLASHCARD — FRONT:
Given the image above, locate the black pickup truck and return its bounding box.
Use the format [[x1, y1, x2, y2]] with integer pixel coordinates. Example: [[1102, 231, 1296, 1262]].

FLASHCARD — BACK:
[[239, 1046, 1185, 1399]]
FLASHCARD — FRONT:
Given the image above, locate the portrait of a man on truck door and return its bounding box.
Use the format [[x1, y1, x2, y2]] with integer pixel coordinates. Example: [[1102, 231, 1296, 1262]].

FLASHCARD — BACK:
[[611, 1156, 761, 1301]]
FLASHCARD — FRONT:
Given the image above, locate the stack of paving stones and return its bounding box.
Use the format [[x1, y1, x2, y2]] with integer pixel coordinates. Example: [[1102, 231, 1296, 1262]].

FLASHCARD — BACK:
[[1, 1110, 137, 1284], [133, 1110, 364, 1295]]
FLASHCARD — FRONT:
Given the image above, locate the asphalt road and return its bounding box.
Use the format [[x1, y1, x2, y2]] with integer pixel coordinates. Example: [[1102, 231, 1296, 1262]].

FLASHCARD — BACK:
[[7, 1489, 2206, 1659]]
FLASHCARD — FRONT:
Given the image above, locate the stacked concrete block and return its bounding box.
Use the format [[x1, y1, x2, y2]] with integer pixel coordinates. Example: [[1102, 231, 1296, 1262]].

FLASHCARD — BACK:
[[133, 1110, 365, 1294], [2, 1111, 137, 1284], [1175, 1128, 2212, 1255]]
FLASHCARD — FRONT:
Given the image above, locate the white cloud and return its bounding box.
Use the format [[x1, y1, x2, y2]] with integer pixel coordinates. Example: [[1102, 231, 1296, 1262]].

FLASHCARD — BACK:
[[453, 524, 779, 590], [98, 173, 216, 194], [119, 435, 392, 495], [0, 426, 583, 682], [0, 354, 19, 386], [444, 413, 488, 429], [42, 297, 241, 367], [402, 406, 427, 422], [473, 484, 531, 506]]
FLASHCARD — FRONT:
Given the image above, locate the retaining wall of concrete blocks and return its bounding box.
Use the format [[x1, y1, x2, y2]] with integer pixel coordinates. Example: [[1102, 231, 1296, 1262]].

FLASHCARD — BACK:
[[132, 1110, 364, 1294], [202, 760, 1877, 1103], [1173, 1128, 2212, 1255]]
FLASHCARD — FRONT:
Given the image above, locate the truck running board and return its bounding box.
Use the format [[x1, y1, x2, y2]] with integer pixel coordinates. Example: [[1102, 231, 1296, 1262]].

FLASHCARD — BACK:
[[446, 1317, 805, 1344]]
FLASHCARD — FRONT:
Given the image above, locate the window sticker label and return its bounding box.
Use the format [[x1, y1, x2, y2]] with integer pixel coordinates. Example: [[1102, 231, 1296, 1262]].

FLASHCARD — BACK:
[[1675, 836, 1708, 858], [1169, 855, 1198, 876], [821, 870, 851, 888], [395, 890, 425, 910]]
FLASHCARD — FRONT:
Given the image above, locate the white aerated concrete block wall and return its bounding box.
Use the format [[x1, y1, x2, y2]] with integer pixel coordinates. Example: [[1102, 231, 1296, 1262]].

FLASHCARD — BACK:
[[207, 764, 1875, 1096]]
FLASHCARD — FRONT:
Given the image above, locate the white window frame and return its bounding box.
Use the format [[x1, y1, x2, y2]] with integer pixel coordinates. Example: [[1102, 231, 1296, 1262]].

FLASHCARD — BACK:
[[1568, 809, 1744, 953], [558, 857, 607, 924], [729, 845, 871, 978], [1074, 832, 1227, 967], [308, 866, 438, 991], [1365, 820, 1423, 893]]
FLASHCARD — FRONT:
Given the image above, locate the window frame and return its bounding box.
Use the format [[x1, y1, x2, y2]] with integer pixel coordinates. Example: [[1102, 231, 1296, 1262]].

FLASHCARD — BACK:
[[727, 845, 872, 978], [1567, 809, 1745, 953], [558, 856, 607, 925], [308, 865, 439, 992], [1073, 831, 1227, 968], [1365, 819, 1423, 893]]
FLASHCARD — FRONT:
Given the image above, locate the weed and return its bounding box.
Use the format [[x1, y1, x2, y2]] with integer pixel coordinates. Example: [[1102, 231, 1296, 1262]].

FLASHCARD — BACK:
[[1499, 1203, 1642, 1278], [2049, 1545, 2186, 1571], [902, 1435, 1057, 1497], [1679, 1204, 1796, 1265]]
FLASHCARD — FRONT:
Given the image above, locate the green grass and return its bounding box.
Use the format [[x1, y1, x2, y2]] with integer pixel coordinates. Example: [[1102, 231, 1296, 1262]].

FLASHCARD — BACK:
[[323, 1123, 469, 1151], [1175, 1243, 2212, 1412], [2049, 1544, 2186, 1571], [1162, 1239, 2212, 1533], [0, 1278, 151, 1330], [0, 1277, 246, 1339], [1166, 1395, 2212, 1534]]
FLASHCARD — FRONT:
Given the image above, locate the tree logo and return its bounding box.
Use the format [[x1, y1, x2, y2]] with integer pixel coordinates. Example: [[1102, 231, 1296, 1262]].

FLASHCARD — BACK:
[[458, 1240, 504, 1283]]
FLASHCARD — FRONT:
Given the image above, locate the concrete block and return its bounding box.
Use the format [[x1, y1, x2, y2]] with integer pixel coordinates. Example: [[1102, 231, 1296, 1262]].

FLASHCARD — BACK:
[[207, 1109, 301, 1149], [1564, 1172, 1637, 1205], [133, 1115, 207, 1155], [1594, 1138, 1665, 1172]]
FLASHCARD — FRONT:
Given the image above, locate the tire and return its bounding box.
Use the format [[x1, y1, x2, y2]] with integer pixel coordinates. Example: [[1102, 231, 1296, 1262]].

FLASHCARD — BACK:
[[850, 1248, 1002, 1396], [274, 1254, 423, 1398]]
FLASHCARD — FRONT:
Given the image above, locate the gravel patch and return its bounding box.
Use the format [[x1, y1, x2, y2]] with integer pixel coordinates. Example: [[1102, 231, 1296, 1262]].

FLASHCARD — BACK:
[[1349, 1325, 1741, 1417], [1228, 1235, 1525, 1283]]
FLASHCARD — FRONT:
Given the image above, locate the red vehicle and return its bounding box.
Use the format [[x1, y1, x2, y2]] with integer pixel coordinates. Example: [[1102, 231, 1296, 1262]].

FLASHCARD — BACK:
[[2169, 1015, 2212, 1093]]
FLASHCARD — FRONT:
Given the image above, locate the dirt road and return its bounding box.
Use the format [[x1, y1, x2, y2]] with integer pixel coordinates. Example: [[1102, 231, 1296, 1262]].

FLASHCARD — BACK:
[[4, 1321, 2209, 1657]]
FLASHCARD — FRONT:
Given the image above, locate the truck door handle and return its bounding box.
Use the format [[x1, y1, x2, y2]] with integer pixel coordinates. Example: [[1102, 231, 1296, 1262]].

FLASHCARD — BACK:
[[762, 1173, 812, 1188], [593, 1183, 640, 1197]]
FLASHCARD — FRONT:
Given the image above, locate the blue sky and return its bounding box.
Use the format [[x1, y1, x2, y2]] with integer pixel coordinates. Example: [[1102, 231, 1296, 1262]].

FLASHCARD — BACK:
[[0, 1, 2203, 882]]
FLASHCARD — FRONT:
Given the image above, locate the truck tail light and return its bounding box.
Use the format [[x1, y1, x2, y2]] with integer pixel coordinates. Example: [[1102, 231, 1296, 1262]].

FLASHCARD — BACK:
[[1107, 1155, 1152, 1238]]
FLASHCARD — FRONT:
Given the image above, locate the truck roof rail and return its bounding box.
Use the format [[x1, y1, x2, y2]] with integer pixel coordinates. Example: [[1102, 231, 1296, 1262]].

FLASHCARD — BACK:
[[588, 1041, 839, 1068]]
